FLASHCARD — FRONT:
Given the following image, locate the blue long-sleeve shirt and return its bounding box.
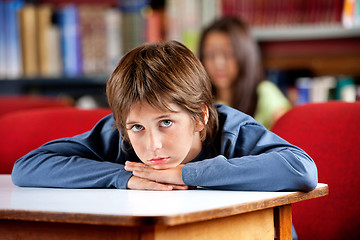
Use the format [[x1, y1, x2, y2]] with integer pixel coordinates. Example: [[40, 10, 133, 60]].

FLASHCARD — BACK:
[[12, 104, 318, 191]]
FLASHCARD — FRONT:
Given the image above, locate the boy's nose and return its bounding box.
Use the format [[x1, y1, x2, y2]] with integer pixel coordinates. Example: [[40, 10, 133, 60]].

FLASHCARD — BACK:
[[146, 130, 162, 151]]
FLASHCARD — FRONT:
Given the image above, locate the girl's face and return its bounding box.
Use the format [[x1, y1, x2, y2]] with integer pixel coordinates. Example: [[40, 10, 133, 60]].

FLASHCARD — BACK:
[[125, 102, 205, 170], [202, 31, 238, 90]]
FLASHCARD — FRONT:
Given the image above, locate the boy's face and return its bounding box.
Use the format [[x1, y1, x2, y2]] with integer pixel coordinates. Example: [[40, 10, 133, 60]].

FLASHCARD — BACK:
[[126, 102, 204, 170]]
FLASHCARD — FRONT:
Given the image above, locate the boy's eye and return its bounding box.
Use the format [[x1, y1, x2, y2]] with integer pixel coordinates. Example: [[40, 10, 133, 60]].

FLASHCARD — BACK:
[[131, 124, 144, 132], [160, 120, 173, 127]]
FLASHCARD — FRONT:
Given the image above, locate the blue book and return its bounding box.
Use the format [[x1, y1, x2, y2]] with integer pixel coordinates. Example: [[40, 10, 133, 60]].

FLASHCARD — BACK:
[[296, 77, 311, 105], [58, 4, 82, 76], [3, 0, 24, 78], [0, 0, 5, 78]]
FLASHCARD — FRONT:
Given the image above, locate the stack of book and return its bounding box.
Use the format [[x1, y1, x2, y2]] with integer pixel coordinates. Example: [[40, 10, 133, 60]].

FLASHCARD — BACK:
[[0, 1, 125, 78], [343, 0, 360, 28], [268, 70, 359, 105]]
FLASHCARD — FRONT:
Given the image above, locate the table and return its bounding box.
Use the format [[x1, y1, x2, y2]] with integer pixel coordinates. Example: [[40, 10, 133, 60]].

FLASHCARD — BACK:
[[0, 175, 328, 240]]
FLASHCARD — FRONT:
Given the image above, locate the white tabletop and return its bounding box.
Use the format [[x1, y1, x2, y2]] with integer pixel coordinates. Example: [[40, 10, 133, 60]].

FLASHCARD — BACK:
[[0, 174, 328, 226]]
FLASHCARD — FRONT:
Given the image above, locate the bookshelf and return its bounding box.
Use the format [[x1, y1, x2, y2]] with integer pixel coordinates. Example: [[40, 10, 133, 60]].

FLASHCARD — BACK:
[[0, 0, 359, 106], [253, 25, 360, 41], [0, 75, 109, 107], [259, 37, 360, 75]]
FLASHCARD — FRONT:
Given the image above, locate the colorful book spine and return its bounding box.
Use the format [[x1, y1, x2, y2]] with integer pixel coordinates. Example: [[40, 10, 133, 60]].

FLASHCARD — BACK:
[[19, 4, 39, 77], [119, 0, 149, 53], [221, 0, 345, 27], [4, 0, 24, 78], [343, 0, 360, 28], [336, 76, 357, 102], [58, 4, 82, 76], [296, 77, 311, 105], [0, 0, 6, 78], [47, 25, 63, 76], [37, 4, 53, 76], [105, 8, 123, 72]]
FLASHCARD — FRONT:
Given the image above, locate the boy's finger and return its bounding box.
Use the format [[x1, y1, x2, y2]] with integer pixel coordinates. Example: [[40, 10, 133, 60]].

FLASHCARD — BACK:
[[127, 176, 172, 191], [132, 170, 158, 181], [125, 161, 151, 172], [170, 184, 189, 190], [145, 181, 173, 191], [144, 182, 188, 191], [125, 161, 145, 167]]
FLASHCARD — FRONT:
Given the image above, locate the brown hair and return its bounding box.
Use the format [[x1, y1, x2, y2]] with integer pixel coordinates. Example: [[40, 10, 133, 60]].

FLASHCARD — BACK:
[[198, 17, 264, 116], [106, 40, 218, 145]]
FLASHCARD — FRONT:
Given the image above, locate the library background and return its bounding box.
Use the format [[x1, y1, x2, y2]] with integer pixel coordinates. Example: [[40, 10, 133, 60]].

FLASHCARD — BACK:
[[0, 0, 359, 108]]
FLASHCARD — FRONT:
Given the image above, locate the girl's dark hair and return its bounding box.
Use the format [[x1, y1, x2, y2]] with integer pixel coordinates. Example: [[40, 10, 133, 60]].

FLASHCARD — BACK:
[[198, 17, 264, 116]]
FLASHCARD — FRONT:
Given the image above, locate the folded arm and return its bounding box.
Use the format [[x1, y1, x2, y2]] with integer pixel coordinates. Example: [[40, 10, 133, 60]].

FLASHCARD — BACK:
[[181, 123, 318, 191], [12, 115, 132, 189]]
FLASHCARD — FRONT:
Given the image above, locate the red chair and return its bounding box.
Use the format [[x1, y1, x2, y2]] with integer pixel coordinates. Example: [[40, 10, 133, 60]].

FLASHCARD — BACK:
[[0, 95, 73, 117], [0, 107, 112, 174], [271, 101, 360, 240]]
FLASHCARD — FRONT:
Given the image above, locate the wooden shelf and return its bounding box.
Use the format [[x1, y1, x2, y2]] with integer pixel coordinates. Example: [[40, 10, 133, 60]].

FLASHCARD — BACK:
[[0, 75, 108, 101], [253, 25, 360, 41]]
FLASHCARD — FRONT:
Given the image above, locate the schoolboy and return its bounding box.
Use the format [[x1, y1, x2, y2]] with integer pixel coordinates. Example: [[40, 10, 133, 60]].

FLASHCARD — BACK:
[[12, 41, 317, 191]]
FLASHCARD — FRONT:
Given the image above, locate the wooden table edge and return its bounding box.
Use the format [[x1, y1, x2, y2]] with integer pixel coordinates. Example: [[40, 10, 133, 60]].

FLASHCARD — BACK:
[[0, 184, 328, 227]]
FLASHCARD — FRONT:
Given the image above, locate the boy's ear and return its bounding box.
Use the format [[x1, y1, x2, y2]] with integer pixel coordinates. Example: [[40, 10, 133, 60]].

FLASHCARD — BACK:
[[195, 103, 209, 132]]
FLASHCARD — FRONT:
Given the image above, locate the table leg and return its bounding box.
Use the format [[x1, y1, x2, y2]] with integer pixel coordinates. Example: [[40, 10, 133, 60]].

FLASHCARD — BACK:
[[274, 204, 292, 240]]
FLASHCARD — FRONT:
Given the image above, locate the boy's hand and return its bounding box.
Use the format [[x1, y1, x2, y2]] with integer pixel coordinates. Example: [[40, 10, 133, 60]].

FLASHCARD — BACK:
[[127, 175, 188, 191], [125, 161, 188, 190]]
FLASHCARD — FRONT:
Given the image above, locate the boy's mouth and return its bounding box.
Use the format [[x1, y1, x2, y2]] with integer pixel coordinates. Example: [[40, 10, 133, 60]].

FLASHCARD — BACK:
[[149, 157, 169, 165]]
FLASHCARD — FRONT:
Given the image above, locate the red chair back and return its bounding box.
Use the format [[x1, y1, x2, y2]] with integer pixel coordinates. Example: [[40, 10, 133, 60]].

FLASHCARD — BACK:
[[271, 101, 360, 240], [0, 95, 73, 117], [0, 107, 112, 174]]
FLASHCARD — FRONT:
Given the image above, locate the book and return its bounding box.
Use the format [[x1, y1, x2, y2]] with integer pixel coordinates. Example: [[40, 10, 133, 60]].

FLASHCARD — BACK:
[[310, 76, 337, 103], [36, 4, 54, 76], [336, 76, 357, 102], [343, 0, 360, 28], [119, 0, 149, 53], [295, 77, 311, 105], [3, 0, 24, 78], [78, 5, 108, 75], [0, 0, 6, 78], [58, 4, 82, 76], [105, 8, 123, 72], [19, 4, 39, 77], [47, 25, 63, 76]]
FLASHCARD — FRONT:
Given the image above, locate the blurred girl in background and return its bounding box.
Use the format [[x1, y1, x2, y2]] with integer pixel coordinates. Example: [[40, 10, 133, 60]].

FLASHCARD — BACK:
[[198, 17, 291, 129]]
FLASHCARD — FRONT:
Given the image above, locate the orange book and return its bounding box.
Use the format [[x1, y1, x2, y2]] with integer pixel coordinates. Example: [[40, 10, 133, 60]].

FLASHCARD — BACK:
[[36, 4, 53, 76], [19, 4, 39, 77]]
